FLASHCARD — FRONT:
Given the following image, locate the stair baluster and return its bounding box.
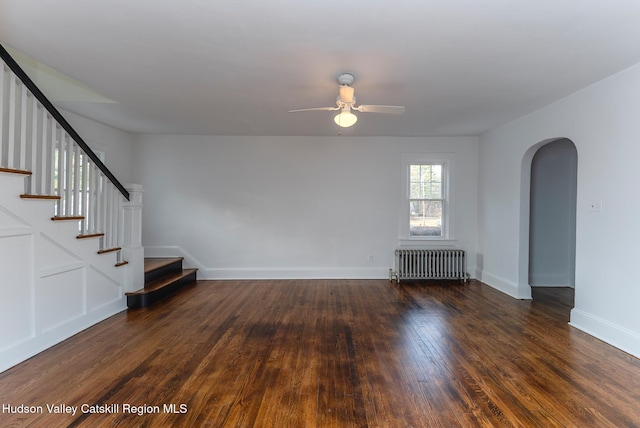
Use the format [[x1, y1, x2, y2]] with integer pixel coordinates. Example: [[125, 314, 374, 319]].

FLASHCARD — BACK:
[[1, 44, 129, 262]]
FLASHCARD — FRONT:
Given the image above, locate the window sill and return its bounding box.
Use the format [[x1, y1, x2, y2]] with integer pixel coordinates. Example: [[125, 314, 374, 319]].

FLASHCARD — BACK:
[[398, 238, 457, 247]]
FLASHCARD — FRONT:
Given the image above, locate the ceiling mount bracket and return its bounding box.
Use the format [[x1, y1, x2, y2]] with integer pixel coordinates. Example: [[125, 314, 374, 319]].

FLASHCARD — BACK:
[[337, 73, 355, 86]]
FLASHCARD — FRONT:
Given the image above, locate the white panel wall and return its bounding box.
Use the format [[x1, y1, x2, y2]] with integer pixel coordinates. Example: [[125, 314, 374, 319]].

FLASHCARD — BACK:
[[0, 172, 127, 373], [478, 62, 640, 357], [0, 232, 34, 350], [132, 136, 479, 280], [0, 107, 136, 373]]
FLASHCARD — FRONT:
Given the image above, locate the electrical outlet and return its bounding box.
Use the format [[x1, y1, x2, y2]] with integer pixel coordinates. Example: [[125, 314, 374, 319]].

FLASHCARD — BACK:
[[589, 200, 602, 212]]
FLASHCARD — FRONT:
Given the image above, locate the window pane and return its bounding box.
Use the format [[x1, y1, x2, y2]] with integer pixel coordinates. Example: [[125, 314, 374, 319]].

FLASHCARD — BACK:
[[410, 182, 422, 199], [410, 165, 419, 181], [427, 182, 441, 199], [428, 165, 442, 198], [410, 164, 442, 200], [409, 166, 421, 198], [409, 200, 442, 237]]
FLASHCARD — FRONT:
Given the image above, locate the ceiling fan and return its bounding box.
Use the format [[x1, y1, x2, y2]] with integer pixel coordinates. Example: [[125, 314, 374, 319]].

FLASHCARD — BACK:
[[289, 73, 405, 128]]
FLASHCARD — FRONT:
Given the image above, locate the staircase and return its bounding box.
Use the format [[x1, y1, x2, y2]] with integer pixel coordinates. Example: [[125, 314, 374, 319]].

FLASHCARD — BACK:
[[1, 166, 133, 374], [1, 44, 145, 373], [126, 258, 197, 309], [0, 166, 129, 268]]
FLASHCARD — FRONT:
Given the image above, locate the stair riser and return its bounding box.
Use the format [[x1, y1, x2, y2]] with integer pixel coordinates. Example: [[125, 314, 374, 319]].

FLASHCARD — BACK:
[[145, 260, 184, 284], [127, 271, 196, 309]]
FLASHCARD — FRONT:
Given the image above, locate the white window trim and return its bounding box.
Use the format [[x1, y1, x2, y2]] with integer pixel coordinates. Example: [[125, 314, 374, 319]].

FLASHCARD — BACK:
[[399, 153, 456, 247]]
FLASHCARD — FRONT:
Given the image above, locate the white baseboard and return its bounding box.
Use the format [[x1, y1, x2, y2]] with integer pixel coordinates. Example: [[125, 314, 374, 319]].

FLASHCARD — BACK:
[[200, 267, 390, 280], [476, 269, 532, 299], [570, 308, 640, 359], [144, 246, 390, 280]]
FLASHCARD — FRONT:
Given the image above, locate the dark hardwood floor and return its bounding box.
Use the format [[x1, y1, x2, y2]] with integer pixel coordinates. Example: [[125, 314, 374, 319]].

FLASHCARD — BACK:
[[1, 280, 640, 427]]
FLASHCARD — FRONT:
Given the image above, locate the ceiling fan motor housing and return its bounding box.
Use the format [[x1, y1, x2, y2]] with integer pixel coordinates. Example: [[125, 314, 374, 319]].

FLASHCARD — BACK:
[[336, 95, 356, 105]]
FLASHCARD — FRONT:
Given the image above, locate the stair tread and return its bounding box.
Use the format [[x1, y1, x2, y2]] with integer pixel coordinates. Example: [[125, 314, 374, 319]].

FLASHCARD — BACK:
[[51, 216, 85, 221], [127, 268, 197, 295], [97, 247, 121, 254], [144, 257, 185, 274], [77, 233, 105, 239], [0, 167, 32, 175], [20, 194, 61, 200]]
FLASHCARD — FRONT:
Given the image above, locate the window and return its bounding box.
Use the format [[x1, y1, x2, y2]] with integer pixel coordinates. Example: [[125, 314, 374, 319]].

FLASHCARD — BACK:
[[400, 154, 453, 242], [409, 164, 443, 237]]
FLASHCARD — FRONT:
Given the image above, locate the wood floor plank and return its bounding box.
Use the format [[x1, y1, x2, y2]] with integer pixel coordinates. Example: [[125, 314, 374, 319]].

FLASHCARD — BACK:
[[2, 279, 640, 427]]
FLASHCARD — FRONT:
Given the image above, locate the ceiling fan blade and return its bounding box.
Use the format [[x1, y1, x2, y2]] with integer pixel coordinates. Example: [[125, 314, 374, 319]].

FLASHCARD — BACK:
[[288, 106, 339, 113], [356, 105, 405, 114], [339, 85, 355, 103]]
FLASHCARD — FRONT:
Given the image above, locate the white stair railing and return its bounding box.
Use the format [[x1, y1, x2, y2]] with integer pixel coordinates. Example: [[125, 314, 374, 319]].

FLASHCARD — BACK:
[[1, 46, 129, 262]]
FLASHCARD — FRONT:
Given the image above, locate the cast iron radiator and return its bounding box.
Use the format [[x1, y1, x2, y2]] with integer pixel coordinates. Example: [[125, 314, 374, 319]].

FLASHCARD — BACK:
[[390, 249, 468, 283]]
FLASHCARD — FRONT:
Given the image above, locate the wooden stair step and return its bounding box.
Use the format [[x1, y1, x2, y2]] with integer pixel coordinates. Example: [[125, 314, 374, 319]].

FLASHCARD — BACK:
[[138, 269, 198, 293], [77, 233, 105, 239], [51, 216, 85, 221], [126, 268, 197, 309], [0, 167, 32, 175], [144, 257, 185, 274], [20, 194, 61, 200], [144, 257, 185, 284], [97, 247, 121, 255]]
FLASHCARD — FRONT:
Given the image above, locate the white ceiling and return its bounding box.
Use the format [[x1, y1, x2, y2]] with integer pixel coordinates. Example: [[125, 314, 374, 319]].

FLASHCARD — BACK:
[[2, 0, 640, 137]]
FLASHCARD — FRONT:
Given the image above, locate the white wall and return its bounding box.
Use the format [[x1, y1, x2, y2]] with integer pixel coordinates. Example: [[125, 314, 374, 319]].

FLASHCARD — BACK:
[[529, 139, 577, 287], [132, 135, 479, 279], [59, 108, 134, 184], [478, 62, 640, 357]]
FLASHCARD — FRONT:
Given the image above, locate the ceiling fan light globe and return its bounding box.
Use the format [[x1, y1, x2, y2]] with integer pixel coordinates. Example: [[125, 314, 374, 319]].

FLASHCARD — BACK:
[[334, 111, 358, 127]]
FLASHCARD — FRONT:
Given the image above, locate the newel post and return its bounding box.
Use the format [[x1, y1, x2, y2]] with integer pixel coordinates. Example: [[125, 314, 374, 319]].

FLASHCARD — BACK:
[[122, 184, 144, 293]]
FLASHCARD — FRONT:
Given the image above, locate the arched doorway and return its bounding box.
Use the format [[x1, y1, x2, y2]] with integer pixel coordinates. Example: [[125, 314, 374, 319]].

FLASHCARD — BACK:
[[518, 138, 577, 298], [529, 139, 577, 287]]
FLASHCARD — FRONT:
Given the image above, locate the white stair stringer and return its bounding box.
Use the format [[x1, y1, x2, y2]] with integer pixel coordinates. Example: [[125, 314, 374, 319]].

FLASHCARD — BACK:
[[0, 172, 127, 373]]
